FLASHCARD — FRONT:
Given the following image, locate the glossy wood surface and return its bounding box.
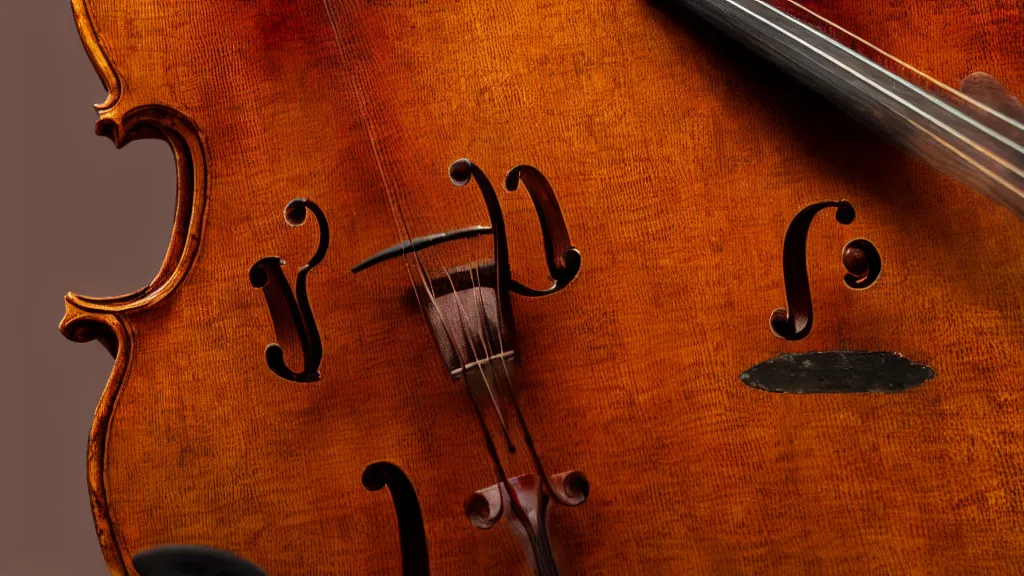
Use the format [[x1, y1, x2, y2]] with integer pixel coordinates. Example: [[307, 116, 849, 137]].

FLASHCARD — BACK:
[[62, 0, 1024, 573]]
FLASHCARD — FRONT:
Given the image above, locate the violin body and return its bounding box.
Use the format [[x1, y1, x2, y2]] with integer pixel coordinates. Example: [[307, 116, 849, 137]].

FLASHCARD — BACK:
[[62, 0, 1024, 573]]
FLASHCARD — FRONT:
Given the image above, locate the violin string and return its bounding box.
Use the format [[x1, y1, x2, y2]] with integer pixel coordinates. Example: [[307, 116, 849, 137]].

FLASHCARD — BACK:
[[319, 0, 520, 470], [318, 5, 559, 564], [422, 210, 554, 557], [468, 235, 573, 507], [462, 226, 567, 516], [432, 251, 541, 556], [468, 245, 515, 418], [737, 0, 1024, 198], [396, 235, 520, 485], [460, 259, 555, 571], [320, 0, 428, 307], [433, 255, 516, 452], [467, 251, 518, 452], [778, 0, 1024, 134], [456, 193, 573, 504], [320, 0, 475, 357], [447, 254, 546, 564], [459, 222, 566, 566], [320, 2, 519, 465]]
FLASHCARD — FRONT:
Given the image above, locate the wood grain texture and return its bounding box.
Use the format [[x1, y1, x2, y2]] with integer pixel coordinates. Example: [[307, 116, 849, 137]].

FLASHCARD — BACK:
[[61, 0, 1024, 574]]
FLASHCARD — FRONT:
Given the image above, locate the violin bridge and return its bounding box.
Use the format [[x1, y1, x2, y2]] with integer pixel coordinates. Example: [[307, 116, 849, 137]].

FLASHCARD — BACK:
[[414, 261, 517, 380], [451, 350, 516, 380]]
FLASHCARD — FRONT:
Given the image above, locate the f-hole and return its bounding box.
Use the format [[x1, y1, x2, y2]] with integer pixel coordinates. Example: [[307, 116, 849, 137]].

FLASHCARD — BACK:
[[363, 462, 430, 576], [249, 199, 328, 382], [771, 200, 881, 341]]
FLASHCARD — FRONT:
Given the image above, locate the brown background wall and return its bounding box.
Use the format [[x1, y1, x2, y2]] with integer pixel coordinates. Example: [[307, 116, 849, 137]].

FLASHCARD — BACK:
[[0, 2, 174, 573]]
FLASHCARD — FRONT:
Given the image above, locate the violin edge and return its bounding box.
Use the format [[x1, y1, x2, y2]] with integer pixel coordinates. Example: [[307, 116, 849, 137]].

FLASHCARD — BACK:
[[62, 4, 212, 574], [60, 104, 208, 316], [66, 0, 209, 317], [71, 0, 119, 112], [58, 304, 133, 575]]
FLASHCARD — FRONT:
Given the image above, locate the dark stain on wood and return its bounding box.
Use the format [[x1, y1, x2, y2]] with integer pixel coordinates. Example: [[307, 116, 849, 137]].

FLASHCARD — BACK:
[[739, 351, 934, 394]]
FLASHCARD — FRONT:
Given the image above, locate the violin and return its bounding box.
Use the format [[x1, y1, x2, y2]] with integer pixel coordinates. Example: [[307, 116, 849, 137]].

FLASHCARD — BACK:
[[60, 0, 1024, 573]]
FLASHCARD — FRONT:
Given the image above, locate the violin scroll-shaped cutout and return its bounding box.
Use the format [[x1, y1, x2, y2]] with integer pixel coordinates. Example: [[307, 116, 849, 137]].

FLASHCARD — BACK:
[[362, 462, 430, 576], [249, 199, 328, 382], [504, 165, 581, 296], [770, 201, 881, 341]]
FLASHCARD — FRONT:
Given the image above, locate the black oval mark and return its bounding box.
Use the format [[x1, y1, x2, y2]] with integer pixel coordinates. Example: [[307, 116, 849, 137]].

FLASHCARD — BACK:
[[133, 545, 267, 576], [249, 198, 327, 382], [770, 201, 880, 341], [739, 351, 934, 393], [363, 462, 430, 576]]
